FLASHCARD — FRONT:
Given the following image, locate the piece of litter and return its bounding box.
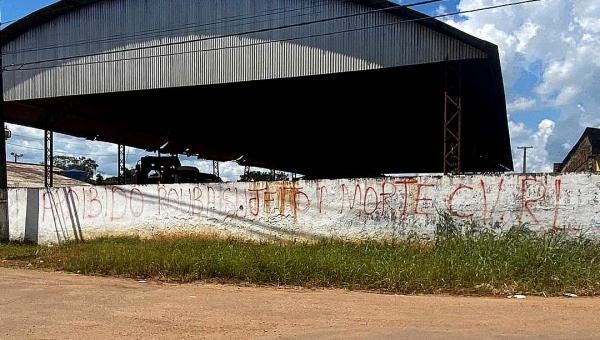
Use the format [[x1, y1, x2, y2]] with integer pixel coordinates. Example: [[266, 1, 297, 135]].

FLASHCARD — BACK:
[[39, 260, 44, 263], [564, 293, 578, 298], [507, 294, 526, 299], [138, 280, 148, 284]]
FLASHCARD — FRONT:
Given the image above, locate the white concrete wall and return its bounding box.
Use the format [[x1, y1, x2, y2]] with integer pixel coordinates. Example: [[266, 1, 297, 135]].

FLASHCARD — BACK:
[[8, 173, 600, 244], [8, 188, 28, 241]]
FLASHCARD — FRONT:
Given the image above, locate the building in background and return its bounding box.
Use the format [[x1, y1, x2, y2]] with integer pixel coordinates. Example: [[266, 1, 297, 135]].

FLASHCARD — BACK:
[[7, 162, 89, 188], [555, 127, 600, 173], [58, 169, 87, 182]]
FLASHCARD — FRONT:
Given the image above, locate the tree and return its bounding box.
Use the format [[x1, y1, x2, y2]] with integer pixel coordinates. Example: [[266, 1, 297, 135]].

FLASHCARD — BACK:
[[101, 177, 120, 186], [94, 173, 104, 184], [53, 156, 99, 183], [95, 168, 136, 186], [239, 170, 289, 182]]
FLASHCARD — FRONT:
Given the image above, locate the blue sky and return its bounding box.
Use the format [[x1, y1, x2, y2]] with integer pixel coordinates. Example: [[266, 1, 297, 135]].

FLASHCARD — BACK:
[[0, 0, 56, 24], [2, 0, 599, 179]]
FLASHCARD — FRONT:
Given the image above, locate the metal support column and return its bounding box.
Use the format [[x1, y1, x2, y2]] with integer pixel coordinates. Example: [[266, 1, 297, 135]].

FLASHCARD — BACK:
[[118, 144, 126, 185], [0, 44, 8, 241], [213, 160, 219, 178], [44, 129, 54, 188], [443, 61, 463, 174], [271, 169, 276, 181], [244, 166, 250, 180]]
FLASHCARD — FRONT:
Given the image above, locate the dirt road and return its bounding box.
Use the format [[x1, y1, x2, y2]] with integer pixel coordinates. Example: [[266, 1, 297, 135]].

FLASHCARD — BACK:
[[0, 268, 598, 339]]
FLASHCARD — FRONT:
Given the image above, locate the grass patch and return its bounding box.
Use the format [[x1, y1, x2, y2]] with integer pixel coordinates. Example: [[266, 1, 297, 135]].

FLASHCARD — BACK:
[[2, 230, 600, 296], [0, 241, 40, 264]]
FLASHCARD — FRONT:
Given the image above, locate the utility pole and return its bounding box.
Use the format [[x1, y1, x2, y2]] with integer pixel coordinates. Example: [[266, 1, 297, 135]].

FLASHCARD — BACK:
[[517, 146, 533, 174], [10, 152, 22, 163], [0, 33, 9, 242]]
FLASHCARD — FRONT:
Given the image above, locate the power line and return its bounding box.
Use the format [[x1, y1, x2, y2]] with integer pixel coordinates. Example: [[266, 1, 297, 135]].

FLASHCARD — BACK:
[[11, 134, 123, 152], [0, 18, 18, 26], [11, 133, 51, 140], [5, 0, 542, 72], [0, 0, 97, 28], [4, 0, 444, 69], [0, 0, 286, 30], [11, 132, 122, 147], [6, 142, 127, 157], [8, 132, 159, 160], [2, 0, 376, 55]]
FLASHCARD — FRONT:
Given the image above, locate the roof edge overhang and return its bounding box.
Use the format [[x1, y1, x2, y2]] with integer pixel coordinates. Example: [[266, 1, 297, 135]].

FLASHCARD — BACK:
[[2, 0, 499, 56], [1, 0, 102, 44]]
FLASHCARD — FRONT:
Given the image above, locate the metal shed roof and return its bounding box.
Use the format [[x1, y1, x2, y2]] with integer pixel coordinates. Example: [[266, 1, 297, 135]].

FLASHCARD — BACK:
[[0, 0, 513, 176]]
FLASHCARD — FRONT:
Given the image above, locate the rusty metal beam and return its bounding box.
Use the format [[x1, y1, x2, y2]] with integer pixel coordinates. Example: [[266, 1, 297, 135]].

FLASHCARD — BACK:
[[44, 129, 53, 188], [118, 144, 126, 185], [443, 61, 462, 174], [213, 160, 219, 178]]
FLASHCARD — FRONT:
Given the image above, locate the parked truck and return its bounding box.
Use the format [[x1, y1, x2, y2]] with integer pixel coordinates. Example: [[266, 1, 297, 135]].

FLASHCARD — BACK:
[[133, 156, 222, 184]]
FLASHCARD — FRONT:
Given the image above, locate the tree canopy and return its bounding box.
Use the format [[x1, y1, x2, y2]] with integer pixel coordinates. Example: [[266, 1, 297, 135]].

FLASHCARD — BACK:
[[53, 156, 98, 183], [95, 168, 136, 185]]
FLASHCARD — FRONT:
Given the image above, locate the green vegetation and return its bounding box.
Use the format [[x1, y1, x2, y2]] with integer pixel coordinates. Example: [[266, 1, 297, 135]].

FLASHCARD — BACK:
[[239, 170, 289, 182], [49, 155, 98, 183], [2, 220, 600, 296]]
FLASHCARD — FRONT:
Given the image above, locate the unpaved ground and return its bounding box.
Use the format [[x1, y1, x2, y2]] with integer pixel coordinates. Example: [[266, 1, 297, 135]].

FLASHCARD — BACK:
[[1, 268, 599, 340]]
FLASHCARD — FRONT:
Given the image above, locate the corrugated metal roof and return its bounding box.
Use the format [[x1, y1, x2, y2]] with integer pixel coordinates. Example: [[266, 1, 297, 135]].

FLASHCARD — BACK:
[[1, 0, 489, 100], [6, 162, 90, 188]]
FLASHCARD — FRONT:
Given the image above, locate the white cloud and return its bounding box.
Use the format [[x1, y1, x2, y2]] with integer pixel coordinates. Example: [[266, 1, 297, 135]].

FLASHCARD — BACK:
[[507, 96, 536, 113], [5, 123, 259, 182], [5, 123, 156, 177], [554, 85, 581, 106], [515, 21, 540, 54], [510, 119, 556, 173], [435, 4, 447, 16], [508, 120, 528, 139], [180, 158, 247, 182]]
